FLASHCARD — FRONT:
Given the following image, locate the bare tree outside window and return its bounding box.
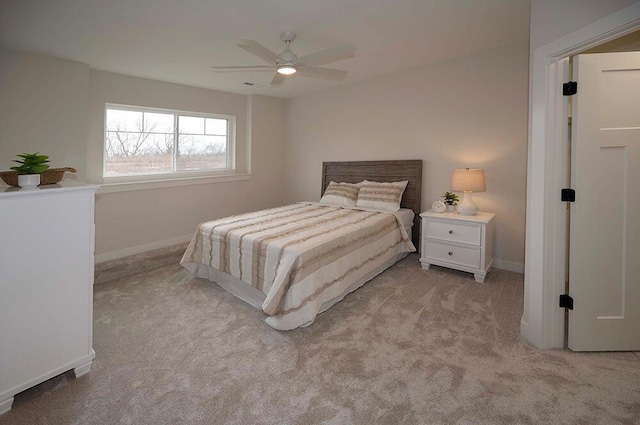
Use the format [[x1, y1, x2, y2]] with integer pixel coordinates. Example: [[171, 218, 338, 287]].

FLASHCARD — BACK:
[[177, 116, 227, 171], [104, 107, 231, 177]]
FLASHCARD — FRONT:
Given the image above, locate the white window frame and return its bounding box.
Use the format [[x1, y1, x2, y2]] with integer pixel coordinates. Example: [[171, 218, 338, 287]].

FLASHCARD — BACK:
[[103, 103, 237, 185]]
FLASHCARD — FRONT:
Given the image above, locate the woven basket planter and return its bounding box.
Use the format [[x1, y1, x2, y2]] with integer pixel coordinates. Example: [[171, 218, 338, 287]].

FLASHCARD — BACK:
[[0, 167, 77, 187]]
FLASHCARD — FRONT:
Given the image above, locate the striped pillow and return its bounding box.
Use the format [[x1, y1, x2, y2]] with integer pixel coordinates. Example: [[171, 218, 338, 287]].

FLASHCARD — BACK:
[[356, 180, 408, 212], [320, 181, 361, 207]]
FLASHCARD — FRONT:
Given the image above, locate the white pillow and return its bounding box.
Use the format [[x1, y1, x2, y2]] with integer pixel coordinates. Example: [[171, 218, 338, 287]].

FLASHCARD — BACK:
[[356, 180, 408, 212], [320, 181, 361, 207]]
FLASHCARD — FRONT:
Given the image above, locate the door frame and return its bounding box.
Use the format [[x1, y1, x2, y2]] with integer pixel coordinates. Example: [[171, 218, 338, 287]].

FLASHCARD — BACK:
[[523, 2, 640, 349]]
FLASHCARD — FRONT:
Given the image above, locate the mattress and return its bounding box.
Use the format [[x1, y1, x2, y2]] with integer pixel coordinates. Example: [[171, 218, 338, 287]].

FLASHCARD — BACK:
[[181, 203, 415, 330], [395, 208, 415, 234]]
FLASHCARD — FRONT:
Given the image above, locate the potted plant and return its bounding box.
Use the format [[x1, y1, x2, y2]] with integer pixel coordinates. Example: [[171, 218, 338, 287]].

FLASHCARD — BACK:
[[441, 191, 459, 212], [10, 153, 50, 189]]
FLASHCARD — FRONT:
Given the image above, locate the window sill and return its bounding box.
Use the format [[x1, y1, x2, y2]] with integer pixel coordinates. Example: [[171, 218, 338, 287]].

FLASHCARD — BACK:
[[95, 173, 252, 194]]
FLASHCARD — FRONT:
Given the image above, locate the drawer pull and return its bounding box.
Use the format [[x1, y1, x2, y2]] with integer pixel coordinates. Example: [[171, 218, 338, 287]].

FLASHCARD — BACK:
[[448, 251, 453, 256]]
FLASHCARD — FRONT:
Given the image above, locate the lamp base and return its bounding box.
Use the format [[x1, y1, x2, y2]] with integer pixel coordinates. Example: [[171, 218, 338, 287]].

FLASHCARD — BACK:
[[456, 191, 478, 216]]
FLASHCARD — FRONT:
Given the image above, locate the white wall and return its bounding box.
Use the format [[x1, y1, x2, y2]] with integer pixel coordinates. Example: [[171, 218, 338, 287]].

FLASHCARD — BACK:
[[0, 50, 285, 260], [87, 72, 285, 258], [93, 92, 285, 259], [284, 42, 529, 270], [0, 48, 89, 181]]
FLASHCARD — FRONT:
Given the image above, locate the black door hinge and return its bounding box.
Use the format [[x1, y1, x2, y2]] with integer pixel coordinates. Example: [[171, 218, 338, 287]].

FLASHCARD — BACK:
[[561, 188, 575, 202], [559, 294, 574, 310], [563, 81, 577, 96]]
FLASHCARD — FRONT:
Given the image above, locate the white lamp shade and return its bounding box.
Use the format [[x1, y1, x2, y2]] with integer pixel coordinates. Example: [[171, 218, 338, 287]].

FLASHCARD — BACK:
[[450, 168, 486, 193]]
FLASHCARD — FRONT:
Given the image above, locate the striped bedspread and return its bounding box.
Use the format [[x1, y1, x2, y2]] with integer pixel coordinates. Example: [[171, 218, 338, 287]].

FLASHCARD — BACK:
[[180, 203, 415, 330]]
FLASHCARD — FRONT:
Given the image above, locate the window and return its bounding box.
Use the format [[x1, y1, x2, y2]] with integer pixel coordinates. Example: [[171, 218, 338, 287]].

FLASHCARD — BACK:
[[104, 105, 235, 179]]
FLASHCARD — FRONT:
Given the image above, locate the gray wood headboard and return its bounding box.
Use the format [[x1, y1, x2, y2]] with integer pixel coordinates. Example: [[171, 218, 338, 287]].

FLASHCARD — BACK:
[[321, 160, 423, 249]]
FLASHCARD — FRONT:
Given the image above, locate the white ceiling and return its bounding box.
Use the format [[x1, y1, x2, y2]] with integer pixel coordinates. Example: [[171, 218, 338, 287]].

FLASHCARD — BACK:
[[0, 0, 531, 99]]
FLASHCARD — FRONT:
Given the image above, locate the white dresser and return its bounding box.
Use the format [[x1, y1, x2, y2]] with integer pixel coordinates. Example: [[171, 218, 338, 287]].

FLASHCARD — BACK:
[[420, 210, 495, 282], [0, 183, 98, 414]]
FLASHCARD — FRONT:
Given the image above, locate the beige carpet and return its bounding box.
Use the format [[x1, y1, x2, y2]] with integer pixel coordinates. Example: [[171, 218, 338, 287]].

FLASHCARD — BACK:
[[2, 255, 639, 425]]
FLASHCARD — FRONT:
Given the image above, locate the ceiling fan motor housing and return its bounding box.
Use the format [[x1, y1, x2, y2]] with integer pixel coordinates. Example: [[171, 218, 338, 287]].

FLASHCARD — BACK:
[[278, 33, 298, 66]]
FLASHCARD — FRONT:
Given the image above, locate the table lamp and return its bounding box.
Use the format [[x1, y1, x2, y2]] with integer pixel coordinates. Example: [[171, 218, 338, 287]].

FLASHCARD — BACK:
[[450, 168, 486, 216]]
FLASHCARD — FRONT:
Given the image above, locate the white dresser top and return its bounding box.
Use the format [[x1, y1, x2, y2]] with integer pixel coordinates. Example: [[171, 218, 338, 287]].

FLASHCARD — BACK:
[[0, 182, 99, 199]]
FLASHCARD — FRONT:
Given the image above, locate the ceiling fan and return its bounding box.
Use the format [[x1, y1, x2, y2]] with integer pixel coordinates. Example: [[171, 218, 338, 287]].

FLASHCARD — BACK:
[[211, 32, 355, 86]]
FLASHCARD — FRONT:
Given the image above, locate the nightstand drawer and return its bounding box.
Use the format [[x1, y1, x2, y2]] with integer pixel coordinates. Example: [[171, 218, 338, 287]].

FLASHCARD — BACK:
[[425, 221, 481, 246], [425, 242, 481, 269]]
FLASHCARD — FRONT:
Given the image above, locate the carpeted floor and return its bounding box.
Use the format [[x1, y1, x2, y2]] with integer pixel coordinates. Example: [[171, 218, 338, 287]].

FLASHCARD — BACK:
[[2, 255, 639, 425]]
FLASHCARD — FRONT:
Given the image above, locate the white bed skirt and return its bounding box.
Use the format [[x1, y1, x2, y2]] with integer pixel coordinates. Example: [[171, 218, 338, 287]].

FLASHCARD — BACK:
[[184, 252, 409, 329]]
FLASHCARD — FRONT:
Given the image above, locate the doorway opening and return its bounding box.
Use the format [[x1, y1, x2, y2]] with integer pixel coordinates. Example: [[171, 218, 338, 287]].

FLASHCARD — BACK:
[[524, 2, 640, 350]]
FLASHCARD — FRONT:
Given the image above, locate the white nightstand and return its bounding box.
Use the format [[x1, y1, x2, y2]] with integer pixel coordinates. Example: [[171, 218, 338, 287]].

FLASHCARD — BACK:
[[420, 210, 495, 283]]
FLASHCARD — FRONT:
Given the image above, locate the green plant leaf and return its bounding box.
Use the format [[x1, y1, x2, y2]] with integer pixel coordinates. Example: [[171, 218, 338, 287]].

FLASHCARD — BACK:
[[11, 152, 51, 174], [30, 164, 49, 174], [10, 165, 31, 174]]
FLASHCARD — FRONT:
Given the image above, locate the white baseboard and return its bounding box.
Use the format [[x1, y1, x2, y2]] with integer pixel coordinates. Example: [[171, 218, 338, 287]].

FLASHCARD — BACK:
[[95, 234, 193, 264], [493, 258, 524, 274]]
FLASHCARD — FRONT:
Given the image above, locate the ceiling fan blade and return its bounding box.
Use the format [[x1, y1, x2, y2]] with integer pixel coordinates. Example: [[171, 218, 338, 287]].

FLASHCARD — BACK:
[[271, 73, 286, 86], [298, 44, 355, 66], [211, 66, 274, 72], [297, 66, 347, 80], [237, 39, 280, 64]]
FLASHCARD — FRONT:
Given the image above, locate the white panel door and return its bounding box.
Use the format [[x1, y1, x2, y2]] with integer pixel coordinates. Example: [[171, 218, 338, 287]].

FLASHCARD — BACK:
[[569, 52, 640, 351]]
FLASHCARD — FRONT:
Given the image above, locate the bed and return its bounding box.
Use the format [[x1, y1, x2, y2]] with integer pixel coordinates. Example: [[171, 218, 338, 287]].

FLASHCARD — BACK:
[[180, 160, 422, 330]]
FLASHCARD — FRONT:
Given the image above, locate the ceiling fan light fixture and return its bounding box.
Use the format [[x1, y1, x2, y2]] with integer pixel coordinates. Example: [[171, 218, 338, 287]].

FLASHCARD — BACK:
[[277, 64, 297, 75], [222, 32, 354, 87]]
